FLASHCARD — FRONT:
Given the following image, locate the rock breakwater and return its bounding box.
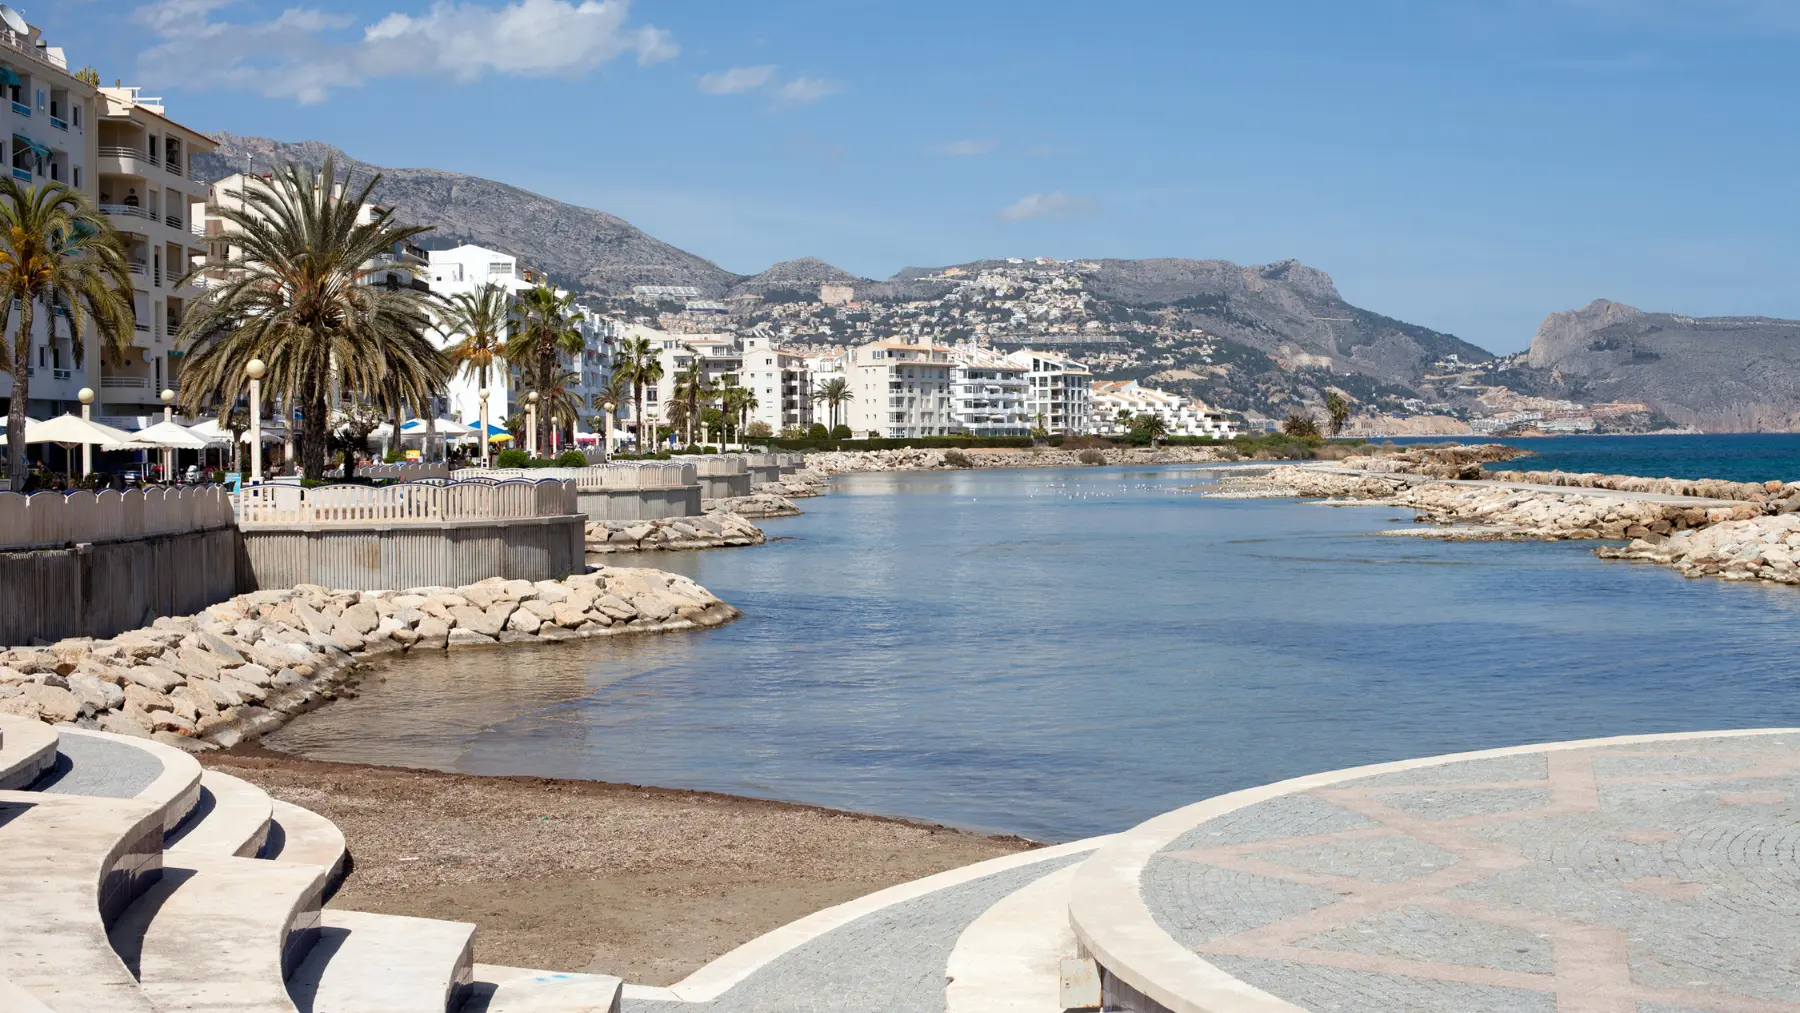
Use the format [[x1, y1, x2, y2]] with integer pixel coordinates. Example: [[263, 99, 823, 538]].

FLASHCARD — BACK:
[[585, 512, 766, 554], [1599, 514, 1800, 583], [703, 493, 804, 518], [0, 568, 736, 749], [1482, 470, 1799, 507], [804, 445, 1232, 474]]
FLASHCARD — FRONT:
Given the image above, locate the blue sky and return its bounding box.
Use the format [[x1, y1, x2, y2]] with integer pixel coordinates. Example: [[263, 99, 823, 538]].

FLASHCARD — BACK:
[[41, 0, 1800, 353]]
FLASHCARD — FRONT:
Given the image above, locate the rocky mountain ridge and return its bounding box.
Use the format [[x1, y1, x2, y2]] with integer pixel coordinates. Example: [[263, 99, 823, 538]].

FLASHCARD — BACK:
[[1522, 299, 1800, 432]]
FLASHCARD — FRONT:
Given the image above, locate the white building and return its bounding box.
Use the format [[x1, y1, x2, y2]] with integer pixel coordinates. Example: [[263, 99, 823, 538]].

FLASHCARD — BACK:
[[741, 331, 812, 434], [946, 344, 1030, 437], [844, 340, 956, 438], [1005, 348, 1092, 435], [1091, 380, 1238, 438]]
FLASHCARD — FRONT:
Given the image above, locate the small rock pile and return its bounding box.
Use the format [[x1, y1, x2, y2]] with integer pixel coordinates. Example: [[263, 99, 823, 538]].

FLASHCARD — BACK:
[[0, 568, 736, 748], [1397, 482, 1758, 539], [764, 469, 828, 498], [1599, 514, 1800, 583], [704, 493, 804, 518], [1338, 444, 1529, 479], [804, 445, 1231, 474], [585, 511, 765, 554], [1211, 469, 1406, 500]]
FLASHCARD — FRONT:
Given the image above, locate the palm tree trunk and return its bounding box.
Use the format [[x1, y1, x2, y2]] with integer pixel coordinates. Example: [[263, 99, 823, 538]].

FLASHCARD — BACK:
[[634, 382, 644, 452], [7, 302, 34, 491], [302, 359, 330, 482]]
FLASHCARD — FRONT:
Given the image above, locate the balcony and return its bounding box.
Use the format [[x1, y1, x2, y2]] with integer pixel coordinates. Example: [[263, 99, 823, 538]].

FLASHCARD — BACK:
[[164, 213, 182, 230], [99, 204, 157, 230], [9, 166, 26, 182], [49, 115, 65, 131], [127, 261, 147, 276], [166, 161, 186, 179], [51, 368, 71, 380], [11, 100, 26, 117], [100, 376, 150, 391]]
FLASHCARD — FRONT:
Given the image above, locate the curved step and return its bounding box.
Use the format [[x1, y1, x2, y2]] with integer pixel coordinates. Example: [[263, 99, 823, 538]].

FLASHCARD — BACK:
[[109, 854, 328, 1013], [287, 910, 475, 1013], [41, 727, 203, 835], [0, 790, 165, 1012], [265, 799, 348, 890], [945, 861, 1084, 1013], [462, 964, 622, 1013], [166, 769, 274, 859], [0, 714, 59, 790], [0, 976, 58, 1012]]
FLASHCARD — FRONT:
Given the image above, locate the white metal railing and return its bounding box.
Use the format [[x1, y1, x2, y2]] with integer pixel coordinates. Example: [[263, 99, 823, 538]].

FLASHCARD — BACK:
[[127, 262, 146, 275], [100, 376, 150, 389], [99, 204, 156, 221], [235, 478, 577, 527], [452, 463, 695, 491], [348, 462, 451, 481], [0, 486, 235, 550], [98, 145, 146, 161]]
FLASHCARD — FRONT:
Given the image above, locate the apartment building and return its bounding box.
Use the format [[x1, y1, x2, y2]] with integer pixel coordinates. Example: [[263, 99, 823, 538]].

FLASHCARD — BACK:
[[946, 344, 1030, 437], [1091, 380, 1239, 438], [1006, 348, 1092, 435], [844, 340, 956, 438], [741, 331, 812, 434], [425, 244, 611, 430]]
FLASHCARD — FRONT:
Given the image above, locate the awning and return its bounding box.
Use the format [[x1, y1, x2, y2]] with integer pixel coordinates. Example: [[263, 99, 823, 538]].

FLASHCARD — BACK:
[[11, 133, 47, 161], [0, 67, 19, 90]]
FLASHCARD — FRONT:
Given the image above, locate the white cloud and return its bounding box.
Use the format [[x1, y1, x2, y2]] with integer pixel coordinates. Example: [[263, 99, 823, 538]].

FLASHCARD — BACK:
[[999, 190, 1097, 223], [934, 139, 997, 157], [773, 76, 841, 105], [697, 65, 778, 95], [132, 0, 676, 104]]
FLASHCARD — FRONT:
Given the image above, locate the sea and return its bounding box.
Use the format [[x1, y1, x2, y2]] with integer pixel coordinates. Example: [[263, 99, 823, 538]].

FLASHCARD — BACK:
[[1397, 432, 1800, 484], [266, 448, 1800, 843]]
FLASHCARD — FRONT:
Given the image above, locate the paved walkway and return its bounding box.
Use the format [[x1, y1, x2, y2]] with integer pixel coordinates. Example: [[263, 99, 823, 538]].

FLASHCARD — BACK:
[[1137, 732, 1800, 1012], [624, 854, 1087, 1013], [31, 734, 163, 799]]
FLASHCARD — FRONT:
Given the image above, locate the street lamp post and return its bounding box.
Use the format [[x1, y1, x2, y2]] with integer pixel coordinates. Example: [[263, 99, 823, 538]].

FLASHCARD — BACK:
[[77, 387, 94, 478], [246, 359, 266, 485], [526, 391, 539, 458], [600, 399, 615, 464], [160, 388, 175, 482], [479, 388, 491, 469]]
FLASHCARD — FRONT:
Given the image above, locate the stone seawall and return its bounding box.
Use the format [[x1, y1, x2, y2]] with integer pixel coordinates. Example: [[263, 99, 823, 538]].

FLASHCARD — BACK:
[[238, 515, 587, 591], [0, 526, 243, 646], [1599, 514, 1800, 583], [0, 568, 736, 749], [585, 512, 766, 554]]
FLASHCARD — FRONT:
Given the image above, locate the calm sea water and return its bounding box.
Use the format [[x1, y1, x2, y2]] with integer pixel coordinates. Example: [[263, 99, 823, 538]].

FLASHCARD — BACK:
[[1393, 433, 1800, 483], [266, 465, 1800, 842]]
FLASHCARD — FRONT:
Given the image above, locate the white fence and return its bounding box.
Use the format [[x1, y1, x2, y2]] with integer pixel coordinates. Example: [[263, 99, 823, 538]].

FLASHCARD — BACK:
[[237, 479, 577, 527], [0, 486, 236, 551], [351, 462, 454, 481], [453, 463, 696, 492]]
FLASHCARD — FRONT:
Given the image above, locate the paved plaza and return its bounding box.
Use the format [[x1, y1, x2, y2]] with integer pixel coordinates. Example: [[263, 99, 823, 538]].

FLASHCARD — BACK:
[[1140, 732, 1800, 1012]]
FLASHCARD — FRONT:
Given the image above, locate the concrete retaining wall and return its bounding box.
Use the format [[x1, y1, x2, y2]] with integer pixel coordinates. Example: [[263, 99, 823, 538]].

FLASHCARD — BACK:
[[699, 474, 752, 499], [577, 486, 702, 522], [0, 526, 242, 645], [238, 515, 586, 591]]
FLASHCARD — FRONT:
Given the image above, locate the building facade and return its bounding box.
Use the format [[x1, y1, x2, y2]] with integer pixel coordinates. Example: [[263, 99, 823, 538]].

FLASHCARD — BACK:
[[844, 340, 956, 438], [946, 344, 1030, 437], [1006, 348, 1092, 435], [1091, 380, 1239, 438], [741, 331, 812, 434]]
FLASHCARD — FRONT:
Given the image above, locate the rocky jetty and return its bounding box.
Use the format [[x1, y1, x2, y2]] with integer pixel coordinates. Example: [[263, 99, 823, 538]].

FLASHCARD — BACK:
[[1213, 466, 1761, 540], [1599, 514, 1800, 583], [585, 512, 766, 554], [703, 493, 804, 518], [0, 568, 736, 749], [1481, 470, 1797, 507], [1337, 443, 1530, 478], [805, 445, 1232, 474], [765, 469, 828, 498]]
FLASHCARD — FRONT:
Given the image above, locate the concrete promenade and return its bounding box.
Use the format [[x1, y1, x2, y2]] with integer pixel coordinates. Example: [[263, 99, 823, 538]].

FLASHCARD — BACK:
[[1073, 730, 1800, 1013]]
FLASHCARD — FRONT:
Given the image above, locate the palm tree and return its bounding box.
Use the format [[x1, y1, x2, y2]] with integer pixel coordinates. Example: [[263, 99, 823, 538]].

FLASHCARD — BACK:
[[1324, 391, 1351, 438], [614, 335, 663, 450], [0, 181, 136, 490], [1282, 410, 1321, 438], [504, 286, 581, 453], [443, 281, 510, 399], [174, 158, 447, 481], [672, 361, 716, 448], [592, 370, 630, 453], [538, 368, 584, 449], [809, 376, 854, 432], [1136, 413, 1169, 445], [721, 383, 758, 446]]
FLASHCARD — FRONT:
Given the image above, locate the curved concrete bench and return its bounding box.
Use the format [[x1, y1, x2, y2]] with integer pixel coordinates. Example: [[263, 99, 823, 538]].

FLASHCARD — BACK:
[[945, 862, 1084, 1013], [0, 790, 165, 1012], [463, 964, 623, 1013], [287, 909, 474, 1013], [165, 769, 274, 859], [0, 715, 59, 789], [50, 727, 203, 836], [266, 799, 348, 893], [109, 854, 328, 1013]]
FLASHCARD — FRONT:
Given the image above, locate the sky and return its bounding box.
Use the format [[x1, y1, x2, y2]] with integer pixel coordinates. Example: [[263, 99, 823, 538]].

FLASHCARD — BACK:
[[38, 0, 1800, 353]]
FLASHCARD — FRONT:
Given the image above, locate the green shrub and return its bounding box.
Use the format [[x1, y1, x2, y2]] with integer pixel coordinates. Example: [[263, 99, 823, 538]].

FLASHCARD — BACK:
[[830, 424, 853, 440], [554, 450, 588, 467], [807, 423, 830, 440], [495, 448, 530, 469]]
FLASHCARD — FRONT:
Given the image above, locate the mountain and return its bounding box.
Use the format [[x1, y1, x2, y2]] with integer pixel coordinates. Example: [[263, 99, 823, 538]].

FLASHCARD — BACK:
[[727, 257, 872, 298], [1524, 299, 1800, 432], [193, 133, 739, 295]]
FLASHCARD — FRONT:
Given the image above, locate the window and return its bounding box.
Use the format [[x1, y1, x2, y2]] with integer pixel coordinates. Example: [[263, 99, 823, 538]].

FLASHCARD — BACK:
[[71, 166, 79, 188], [646, 389, 658, 403]]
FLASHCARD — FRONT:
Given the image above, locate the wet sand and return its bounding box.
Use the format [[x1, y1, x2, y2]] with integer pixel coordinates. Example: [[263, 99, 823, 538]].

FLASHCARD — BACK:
[[205, 749, 1034, 986]]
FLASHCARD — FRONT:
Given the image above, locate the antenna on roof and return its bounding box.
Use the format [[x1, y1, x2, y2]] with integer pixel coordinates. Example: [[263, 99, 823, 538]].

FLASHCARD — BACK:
[[0, 6, 27, 35]]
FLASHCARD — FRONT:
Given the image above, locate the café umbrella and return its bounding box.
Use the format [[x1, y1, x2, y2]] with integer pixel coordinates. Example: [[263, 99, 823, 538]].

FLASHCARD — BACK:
[[0, 414, 137, 481]]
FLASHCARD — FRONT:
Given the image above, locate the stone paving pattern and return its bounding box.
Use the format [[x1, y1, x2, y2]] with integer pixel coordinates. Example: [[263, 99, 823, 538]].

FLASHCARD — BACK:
[[1143, 733, 1800, 1012], [623, 853, 1086, 1013], [30, 734, 162, 798]]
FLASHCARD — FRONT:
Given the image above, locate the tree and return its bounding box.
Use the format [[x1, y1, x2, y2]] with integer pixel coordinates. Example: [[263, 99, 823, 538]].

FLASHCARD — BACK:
[[1282, 411, 1321, 438], [1131, 413, 1169, 445], [809, 377, 854, 431], [174, 158, 447, 481], [504, 286, 581, 454], [1324, 391, 1351, 438], [330, 403, 384, 481], [537, 368, 584, 452], [592, 370, 630, 452], [0, 181, 135, 490], [613, 335, 663, 449], [672, 361, 716, 448], [1114, 410, 1134, 432], [746, 420, 773, 438], [721, 382, 758, 445], [443, 281, 510, 399]]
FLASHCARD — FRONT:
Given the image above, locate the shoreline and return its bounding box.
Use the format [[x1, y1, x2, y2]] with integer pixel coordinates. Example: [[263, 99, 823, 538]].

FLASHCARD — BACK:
[[201, 745, 1036, 985]]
